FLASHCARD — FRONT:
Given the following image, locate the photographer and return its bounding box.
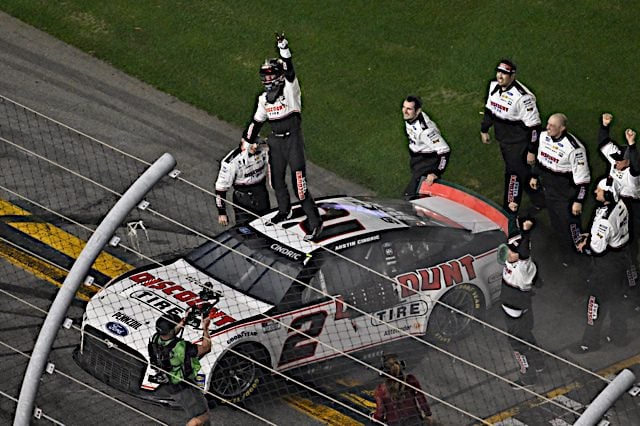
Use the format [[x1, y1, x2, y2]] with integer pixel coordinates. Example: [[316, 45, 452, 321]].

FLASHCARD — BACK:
[[149, 313, 212, 426]]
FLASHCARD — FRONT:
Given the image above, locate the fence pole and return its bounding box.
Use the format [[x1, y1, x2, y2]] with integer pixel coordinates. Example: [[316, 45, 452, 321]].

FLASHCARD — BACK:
[[574, 368, 636, 426], [14, 153, 177, 425]]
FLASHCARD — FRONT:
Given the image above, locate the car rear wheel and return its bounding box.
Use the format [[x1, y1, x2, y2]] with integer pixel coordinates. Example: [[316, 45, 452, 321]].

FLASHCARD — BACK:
[[427, 283, 484, 344], [209, 344, 268, 403]]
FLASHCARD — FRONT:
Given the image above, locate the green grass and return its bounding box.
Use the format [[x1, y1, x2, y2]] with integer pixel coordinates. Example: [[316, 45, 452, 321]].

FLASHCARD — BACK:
[[2, 0, 638, 203]]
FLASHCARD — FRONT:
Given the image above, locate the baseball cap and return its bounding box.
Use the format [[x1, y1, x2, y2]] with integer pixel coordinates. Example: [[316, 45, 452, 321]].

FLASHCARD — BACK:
[[610, 150, 625, 161], [155, 314, 180, 335], [496, 60, 517, 75], [597, 177, 620, 202]]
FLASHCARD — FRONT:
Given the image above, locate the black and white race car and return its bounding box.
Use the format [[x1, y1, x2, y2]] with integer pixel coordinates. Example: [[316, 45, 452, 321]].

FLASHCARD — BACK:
[[74, 181, 507, 403]]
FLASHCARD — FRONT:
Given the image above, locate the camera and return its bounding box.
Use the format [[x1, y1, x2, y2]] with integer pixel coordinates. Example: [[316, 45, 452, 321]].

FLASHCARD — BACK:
[[186, 282, 223, 327], [148, 371, 170, 384]]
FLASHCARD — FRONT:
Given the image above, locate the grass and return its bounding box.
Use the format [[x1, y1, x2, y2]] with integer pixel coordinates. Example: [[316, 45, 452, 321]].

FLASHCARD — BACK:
[[1, 0, 639, 204]]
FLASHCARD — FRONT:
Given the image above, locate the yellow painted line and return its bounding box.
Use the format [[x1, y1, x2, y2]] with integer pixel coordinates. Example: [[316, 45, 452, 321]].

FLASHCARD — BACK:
[[482, 353, 640, 424], [283, 395, 363, 426], [340, 392, 376, 410], [0, 241, 97, 301], [1, 199, 133, 278], [0, 200, 30, 216]]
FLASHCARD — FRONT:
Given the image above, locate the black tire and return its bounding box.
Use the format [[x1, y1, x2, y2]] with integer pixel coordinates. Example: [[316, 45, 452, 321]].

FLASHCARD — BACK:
[[426, 283, 484, 344], [209, 344, 268, 403]]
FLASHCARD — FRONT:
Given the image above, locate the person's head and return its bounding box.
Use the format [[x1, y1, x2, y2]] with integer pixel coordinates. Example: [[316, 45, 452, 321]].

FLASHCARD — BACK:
[[155, 314, 180, 340], [546, 113, 568, 138], [259, 58, 285, 101], [611, 150, 630, 171], [381, 354, 405, 378], [402, 95, 423, 122], [495, 59, 517, 88], [595, 177, 619, 204]]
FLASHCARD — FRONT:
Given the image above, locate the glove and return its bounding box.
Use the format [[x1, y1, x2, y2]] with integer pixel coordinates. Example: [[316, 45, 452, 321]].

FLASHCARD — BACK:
[[275, 32, 288, 50]]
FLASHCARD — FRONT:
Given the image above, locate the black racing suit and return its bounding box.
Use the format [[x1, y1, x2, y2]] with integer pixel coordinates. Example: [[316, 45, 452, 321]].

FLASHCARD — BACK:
[[242, 47, 321, 231]]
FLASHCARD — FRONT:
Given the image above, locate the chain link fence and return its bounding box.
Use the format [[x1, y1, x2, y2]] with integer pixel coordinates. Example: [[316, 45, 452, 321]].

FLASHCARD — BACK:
[[1, 94, 638, 425]]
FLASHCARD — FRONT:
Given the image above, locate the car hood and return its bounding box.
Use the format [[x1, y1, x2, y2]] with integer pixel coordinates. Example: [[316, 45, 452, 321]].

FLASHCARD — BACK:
[[84, 258, 274, 352]]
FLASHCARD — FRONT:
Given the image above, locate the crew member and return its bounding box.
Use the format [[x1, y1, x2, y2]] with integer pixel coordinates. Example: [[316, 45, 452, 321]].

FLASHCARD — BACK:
[[573, 178, 630, 353], [598, 114, 640, 283], [401, 95, 450, 197], [500, 218, 543, 386], [481, 59, 542, 214], [530, 113, 591, 253], [149, 314, 212, 426], [215, 139, 270, 225], [242, 33, 322, 241]]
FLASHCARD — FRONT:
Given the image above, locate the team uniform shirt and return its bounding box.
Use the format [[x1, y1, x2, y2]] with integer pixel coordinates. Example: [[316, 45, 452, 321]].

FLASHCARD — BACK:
[[253, 78, 301, 124], [536, 130, 591, 201], [215, 141, 268, 214], [587, 201, 630, 254], [482, 80, 541, 144], [405, 111, 450, 155], [600, 142, 640, 200]]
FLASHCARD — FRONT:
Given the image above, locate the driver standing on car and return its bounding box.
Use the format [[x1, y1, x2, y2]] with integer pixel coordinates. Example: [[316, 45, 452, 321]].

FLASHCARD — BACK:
[[500, 218, 543, 387], [149, 313, 212, 426], [241, 32, 323, 241], [215, 139, 270, 226]]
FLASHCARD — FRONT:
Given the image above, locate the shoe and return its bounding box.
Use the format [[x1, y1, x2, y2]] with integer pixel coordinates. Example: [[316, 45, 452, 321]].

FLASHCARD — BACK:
[[268, 210, 292, 225], [303, 223, 323, 242], [510, 378, 535, 389], [569, 342, 600, 354]]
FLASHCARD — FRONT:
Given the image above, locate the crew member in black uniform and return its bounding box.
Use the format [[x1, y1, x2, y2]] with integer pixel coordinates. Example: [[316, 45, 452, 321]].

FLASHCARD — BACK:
[[500, 218, 543, 386], [598, 114, 640, 282], [401, 95, 451, 197], [530, 113, 591, 253], [481, 59, 542, 215], [573, 177, 631, 353], [215, 140, 270, 225], [242, 33, 322, 240]]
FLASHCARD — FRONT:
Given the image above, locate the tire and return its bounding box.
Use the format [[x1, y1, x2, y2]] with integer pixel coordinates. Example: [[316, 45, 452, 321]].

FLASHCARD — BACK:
[[427, 283, 484, 344], [209, 344, 268, 403]]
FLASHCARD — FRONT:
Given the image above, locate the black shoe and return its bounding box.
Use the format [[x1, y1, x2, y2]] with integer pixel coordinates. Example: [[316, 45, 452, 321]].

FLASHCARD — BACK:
[[303, 223, 323, 241], [510, 378, 535, 389], [268, 210, 292, 225]]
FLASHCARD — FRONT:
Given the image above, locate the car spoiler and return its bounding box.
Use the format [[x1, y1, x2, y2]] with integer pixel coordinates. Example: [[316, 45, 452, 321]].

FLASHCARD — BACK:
[[415, 180, 509, 235]]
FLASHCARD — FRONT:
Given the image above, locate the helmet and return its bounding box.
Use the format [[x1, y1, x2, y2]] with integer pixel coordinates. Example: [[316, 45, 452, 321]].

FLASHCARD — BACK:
[[259, 58, 285, 91]]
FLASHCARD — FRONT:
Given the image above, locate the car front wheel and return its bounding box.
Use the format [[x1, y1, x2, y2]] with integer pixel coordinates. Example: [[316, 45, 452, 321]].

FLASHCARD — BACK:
[[209, 344, 267, 403], [427, 283, 484, 344]]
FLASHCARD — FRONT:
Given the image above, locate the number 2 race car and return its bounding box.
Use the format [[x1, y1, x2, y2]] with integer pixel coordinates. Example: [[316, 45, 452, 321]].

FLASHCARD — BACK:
[[74, 181, 507, 404]]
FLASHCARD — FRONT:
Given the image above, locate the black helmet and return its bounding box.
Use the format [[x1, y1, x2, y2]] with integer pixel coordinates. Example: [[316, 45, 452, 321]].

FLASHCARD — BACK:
[[155, 314, 180, 335], [259, 58, 285, 91]]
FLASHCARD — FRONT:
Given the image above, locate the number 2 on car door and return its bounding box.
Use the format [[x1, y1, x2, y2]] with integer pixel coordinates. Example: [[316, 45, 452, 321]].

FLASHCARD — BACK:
[[278, 312, 328, 366]]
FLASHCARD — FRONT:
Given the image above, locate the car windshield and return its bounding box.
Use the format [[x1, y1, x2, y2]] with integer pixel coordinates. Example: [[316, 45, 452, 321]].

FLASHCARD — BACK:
[[184, 232, 304, 305], [351, 198, 451, 228]]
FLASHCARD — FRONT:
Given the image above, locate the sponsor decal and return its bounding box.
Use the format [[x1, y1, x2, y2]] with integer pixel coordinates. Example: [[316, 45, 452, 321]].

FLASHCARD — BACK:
[[334, 234, 381, 251], [270, 243, 302, 260], [383, 324, 411, 336], [540, 151, 560, 164], [514, 351, 529, 374], [490, 101, 509, 113], [507, 174, 519, 203], [128, 272, 236, 327], [227, 330, 258, 345], [587, 295, 598, 325], [395, 255, 477, 298], [295, 171, 307, 200], [105, 321, 129, 337], [112, 312, 142, 330], [238, 226, 252, 234], [371, 301, 428, 325], [261, 320, 281, 333]]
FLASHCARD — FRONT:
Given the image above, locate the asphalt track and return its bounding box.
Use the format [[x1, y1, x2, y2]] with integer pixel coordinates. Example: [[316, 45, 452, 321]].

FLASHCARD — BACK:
[[0, 11, 639, 426]]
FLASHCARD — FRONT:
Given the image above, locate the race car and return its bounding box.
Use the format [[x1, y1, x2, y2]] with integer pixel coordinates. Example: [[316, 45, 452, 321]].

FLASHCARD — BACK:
[[74, 181, 507, 404]]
